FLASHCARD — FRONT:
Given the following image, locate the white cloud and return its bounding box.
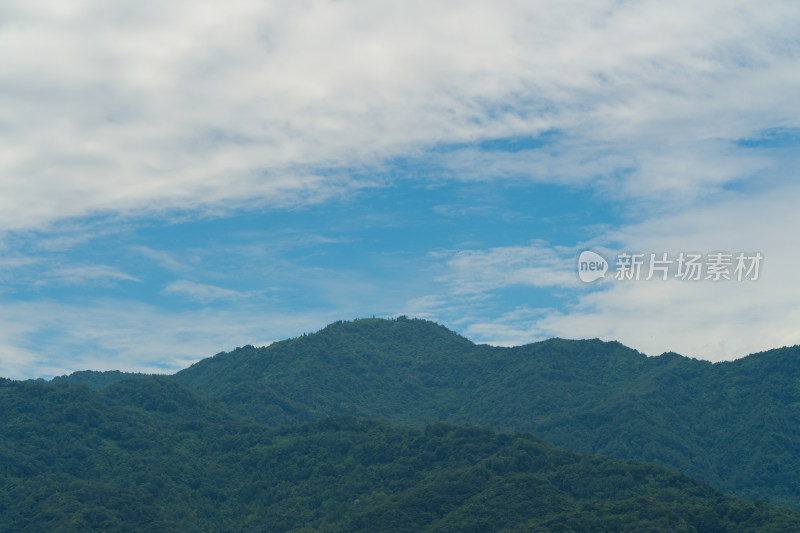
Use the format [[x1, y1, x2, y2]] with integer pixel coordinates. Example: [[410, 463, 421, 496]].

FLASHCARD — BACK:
[[1, 0, 799, 231], [0, 299, 335, 379], [39, 265, 140, 286], [453, 183, 800, 361], [437, 240, 579, 294], [2, 0, 800, 375], [132, 246, 190, 272], [163, 279, 246, 303]]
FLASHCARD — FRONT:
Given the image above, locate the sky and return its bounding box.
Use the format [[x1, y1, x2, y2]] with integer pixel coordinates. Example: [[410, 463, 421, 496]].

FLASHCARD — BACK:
[[2, 0, 800, 379]]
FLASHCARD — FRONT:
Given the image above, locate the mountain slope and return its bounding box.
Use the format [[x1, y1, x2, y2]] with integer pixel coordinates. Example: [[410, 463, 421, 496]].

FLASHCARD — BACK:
[[1, 378, 798, 532], [50, 370, 149, 390], [172, 317, 800, 510]]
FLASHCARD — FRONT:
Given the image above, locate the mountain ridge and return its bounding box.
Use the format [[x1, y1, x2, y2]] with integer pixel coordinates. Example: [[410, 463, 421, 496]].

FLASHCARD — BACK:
[[47, 317, 800, 510]]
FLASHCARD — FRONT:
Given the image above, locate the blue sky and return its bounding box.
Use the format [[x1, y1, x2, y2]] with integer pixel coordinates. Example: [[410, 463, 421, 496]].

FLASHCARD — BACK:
[[1, 0, 800, 378]]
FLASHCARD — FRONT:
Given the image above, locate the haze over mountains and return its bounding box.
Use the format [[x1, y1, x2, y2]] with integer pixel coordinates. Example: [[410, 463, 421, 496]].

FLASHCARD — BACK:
[[3, 316, 797, 530]]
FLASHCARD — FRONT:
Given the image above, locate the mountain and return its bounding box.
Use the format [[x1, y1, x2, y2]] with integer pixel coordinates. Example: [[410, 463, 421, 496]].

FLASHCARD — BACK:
[[50, 370, 149, 390], [172, 317, 800, 510], [2, 377, 799, 532]]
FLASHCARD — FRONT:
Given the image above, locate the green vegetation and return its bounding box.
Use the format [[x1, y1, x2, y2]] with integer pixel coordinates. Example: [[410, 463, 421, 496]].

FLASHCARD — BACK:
[[171, 317, 800, 510], [2, 377, 798, 532], [50, 370, 149, 390]]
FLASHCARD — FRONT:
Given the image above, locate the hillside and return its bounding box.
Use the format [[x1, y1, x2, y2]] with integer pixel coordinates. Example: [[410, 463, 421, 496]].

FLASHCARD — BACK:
[[50, 370, 149, 390], [171, 317, 800, 510], [2, 377, 799, 532]]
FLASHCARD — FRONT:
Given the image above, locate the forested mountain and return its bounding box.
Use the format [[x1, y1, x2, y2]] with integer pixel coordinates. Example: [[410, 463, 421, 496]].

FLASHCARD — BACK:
[[50, 370, 149, 390], [2, 377, 799, 532], [167, 317, 800, 510]]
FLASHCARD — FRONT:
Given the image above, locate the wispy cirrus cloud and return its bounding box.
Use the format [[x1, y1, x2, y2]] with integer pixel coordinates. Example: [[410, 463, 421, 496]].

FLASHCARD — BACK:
[[436, 241, 579, 295], [163, 280, 246, 303], [132, 246, 191, 273], [39, 265, 140, 286]]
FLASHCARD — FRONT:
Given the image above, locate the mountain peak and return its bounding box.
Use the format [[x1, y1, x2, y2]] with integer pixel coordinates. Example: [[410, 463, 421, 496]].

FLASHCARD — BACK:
[[309, 316, 474, 348]]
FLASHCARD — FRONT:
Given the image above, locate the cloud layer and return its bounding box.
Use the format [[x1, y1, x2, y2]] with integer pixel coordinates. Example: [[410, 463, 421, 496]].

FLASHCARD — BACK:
[[1, 1, 800, 376], [3, 0, 799, 232]]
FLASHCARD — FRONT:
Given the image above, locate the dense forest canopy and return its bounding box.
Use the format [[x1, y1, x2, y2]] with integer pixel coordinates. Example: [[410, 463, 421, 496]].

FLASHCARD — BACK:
[[11, 316, 799, 529], [164, 318, 800, 510], [2, 377, 799, 531]]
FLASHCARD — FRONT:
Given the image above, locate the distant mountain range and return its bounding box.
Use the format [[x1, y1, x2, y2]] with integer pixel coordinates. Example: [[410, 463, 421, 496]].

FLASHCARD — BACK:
[[16, 315, 800, 528], [2, 376, 799, 531]]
